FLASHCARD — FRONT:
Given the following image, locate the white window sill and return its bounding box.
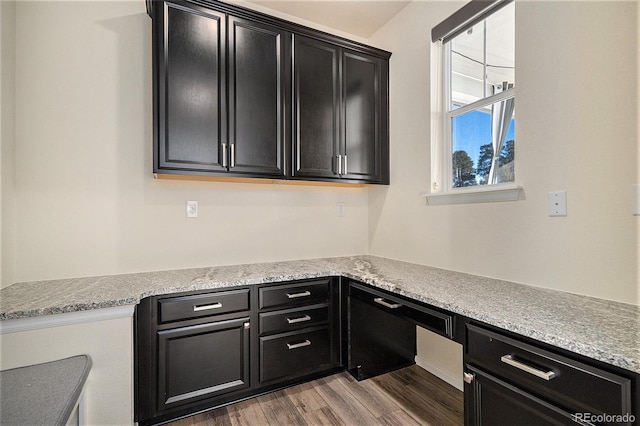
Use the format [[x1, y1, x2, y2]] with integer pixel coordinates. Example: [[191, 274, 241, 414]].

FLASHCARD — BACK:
[[423, 184, 522, 206]]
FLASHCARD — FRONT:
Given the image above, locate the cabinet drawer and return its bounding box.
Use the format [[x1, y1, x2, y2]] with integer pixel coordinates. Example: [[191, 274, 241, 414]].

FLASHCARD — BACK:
[[466, 324, 632, 417], [260, 327, 332, 383], [259, 303, 329, 335], [158, 289, 250, 324], [259, 279, 330, 309]]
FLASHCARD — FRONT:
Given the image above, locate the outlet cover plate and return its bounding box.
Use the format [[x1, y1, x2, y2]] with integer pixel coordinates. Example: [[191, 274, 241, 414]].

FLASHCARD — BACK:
[[548, 191, 567, 217]]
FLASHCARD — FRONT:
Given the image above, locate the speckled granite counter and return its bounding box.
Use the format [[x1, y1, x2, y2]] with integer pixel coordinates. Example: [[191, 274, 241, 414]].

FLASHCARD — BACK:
[[1, 256, 638, 375]]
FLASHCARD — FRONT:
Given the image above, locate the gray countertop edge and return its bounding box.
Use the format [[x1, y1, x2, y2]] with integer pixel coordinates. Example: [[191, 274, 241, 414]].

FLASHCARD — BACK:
[[0, 256, 638, 375]]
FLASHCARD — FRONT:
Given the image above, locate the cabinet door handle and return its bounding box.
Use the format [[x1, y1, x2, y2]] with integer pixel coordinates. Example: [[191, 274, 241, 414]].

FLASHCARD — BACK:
[[193, 302, 222, 311], [286, 291, 311, 299], [501, 355, 556, 381], [337, 155, 342, 175], [374, 297, 402, 309], [230, 143, 236, 168], [287, 340, 311, 350], [222, 143, 228, 168], [286, 315, 311, 324], [343, 155, 348, 175]]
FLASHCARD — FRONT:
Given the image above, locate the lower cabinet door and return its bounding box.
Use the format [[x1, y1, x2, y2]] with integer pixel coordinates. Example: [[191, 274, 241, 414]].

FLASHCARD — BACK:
[[260, 327, 331, 383], [465, 367, 586, 426], [157, 317, 250, 410]]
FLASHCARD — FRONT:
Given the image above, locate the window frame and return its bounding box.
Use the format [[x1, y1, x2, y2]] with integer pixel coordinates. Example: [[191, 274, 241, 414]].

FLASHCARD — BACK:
[[425, 0, 521, 206]]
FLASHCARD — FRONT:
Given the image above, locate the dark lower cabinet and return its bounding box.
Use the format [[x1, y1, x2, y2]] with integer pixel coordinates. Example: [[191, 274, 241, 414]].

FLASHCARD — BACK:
[[257, 278, 342, 386], [464, 323, 635, 426], [465, 366, 583, 426], [157, 317, 250, 409], [135, 279, 343, 425], [136, 277, 638, 426]]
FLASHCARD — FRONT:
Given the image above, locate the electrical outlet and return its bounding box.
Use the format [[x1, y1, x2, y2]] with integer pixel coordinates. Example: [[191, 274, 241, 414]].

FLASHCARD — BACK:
[[548, 191, 567, 217], [186, 200, 198, 218], [336, 202, 345, 217]]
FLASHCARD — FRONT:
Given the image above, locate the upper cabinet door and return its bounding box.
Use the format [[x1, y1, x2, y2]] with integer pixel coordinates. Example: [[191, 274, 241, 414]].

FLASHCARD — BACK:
[[341, 51, 385, 183], [155, 2, 227, 173], [228, 17, 289, 177], [292, 35, 341, 180]]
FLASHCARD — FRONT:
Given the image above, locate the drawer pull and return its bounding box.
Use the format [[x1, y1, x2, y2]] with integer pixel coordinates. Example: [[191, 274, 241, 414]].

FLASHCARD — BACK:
[[286, 291, 311, 299], [374, 297, 402, 309], [287, 340, 311, 350], [193, 302, 222, 312], [501, 355, 556, 381], [286, 315, 312, 324]]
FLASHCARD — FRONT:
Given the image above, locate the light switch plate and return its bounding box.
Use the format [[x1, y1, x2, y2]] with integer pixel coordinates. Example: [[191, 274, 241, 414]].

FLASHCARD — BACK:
[[548, 191, 567, 217], [633, 184, 640, 216]]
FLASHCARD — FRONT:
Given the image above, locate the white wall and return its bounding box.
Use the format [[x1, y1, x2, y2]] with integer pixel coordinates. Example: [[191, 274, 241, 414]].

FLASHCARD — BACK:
[[368, 0, 639, 306], [1, 0, 17, 289], [0, 313, 134, 425], [10, 0, 369, 285]]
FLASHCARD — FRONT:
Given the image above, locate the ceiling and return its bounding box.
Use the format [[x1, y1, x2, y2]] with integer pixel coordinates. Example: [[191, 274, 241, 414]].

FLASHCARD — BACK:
[[245, 0, 411, 38]]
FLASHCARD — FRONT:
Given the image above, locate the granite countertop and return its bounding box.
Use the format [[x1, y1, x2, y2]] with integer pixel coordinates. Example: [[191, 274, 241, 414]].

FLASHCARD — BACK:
[[1, 255, 638, 375]]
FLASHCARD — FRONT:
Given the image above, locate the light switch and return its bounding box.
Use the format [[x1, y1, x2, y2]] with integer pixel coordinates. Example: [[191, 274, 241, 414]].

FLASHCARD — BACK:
[[633, 184, 640, 216], [548, 191, 567, 217]]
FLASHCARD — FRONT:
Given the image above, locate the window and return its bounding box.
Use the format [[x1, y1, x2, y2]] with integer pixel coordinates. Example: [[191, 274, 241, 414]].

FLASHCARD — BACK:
[[427, 0, 519, 205]]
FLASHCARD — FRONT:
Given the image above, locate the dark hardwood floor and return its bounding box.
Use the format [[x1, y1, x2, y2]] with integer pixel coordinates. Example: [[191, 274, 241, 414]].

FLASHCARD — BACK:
[[167, 365, 464, 426]]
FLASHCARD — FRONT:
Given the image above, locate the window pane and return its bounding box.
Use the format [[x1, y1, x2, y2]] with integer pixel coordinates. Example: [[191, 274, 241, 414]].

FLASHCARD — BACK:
[[451, 100, 515, 188], [449, 2, 515, 109], [485, 2, 515, 90], [450, 21, 485, 107]]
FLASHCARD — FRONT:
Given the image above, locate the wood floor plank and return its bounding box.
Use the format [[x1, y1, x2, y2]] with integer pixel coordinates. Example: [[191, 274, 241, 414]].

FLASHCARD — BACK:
[[166, 366, 463, 426], [377, 409, 423, 426], [258, 388, 308, 426], [225, 398, 270, 426], [332, 372, 400, 418], [284, 380, 329, 414], [312, 375, 382, 425], [182, 406, 232, 426], [303, 406, 346, 426]]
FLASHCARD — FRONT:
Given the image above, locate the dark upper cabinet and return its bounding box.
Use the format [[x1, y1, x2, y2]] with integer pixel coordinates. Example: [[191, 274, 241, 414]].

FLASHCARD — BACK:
[[342, 51, 386, 183], [227, 16, 289, 177], [292, 36, 389, 184], [151, 0, 389, 184], [292, 36, 341, 180], [155, 2, 226, 173], [153, 1, 288, 177]]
